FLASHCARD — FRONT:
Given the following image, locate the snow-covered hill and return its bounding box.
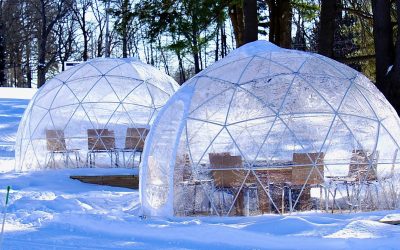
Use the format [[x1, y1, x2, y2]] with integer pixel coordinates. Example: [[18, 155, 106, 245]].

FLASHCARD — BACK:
[[0, 87, 399, 249], [0, 88, 35, 172]]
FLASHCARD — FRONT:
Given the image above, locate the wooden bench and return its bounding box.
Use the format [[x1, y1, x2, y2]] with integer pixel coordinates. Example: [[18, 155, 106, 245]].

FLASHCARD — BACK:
[[70, 175, 139, 189]]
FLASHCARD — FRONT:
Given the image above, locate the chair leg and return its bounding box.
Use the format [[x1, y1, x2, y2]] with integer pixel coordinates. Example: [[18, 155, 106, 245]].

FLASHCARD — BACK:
[[132, 151, 136, 168], [139, 151, 143, 165], [75, 151, 79, 168], [122, 151, 126, 168], [45, 153, 49, 168], [89, 152, 95, 168], [114, 151, 118, 167], [346, 183, 351, 211], [281, 187, 285, 214], [317, 185, 324, 212], [116, 151, 120, 167], [65, 152, 69, 168], [288, 187, 293, 213], [50, 152, 55, 168], [324, 185, 329, 213], [221, 190, 226, 215], [331, 187, 337, 213], [192, 184, 197, 215], [110, 150, 113, 167]]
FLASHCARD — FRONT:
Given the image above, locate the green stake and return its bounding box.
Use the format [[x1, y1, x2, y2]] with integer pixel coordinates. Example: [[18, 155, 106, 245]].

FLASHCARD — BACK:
[[0, 186, 11, 250], [4, 186, 9, 206]]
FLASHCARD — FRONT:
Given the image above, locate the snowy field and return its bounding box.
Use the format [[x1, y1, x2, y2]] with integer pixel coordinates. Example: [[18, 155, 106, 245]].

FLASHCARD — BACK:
[[0, 87, 399, 249]]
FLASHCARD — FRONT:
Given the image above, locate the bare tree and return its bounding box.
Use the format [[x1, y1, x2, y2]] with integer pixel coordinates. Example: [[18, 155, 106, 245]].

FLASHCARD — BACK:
[[3, 0, 32, 87], [71, 0, 92, 61], [110, 0, 134, 58], [91, 0, 106, 57], [31, 0, 71, 87], [56, 13, 78, 70]]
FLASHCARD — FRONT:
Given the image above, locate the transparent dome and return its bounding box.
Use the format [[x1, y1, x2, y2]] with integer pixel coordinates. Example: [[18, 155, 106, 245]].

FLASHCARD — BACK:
[[15, 58, 179, 171], [140, 41, 400, 217]]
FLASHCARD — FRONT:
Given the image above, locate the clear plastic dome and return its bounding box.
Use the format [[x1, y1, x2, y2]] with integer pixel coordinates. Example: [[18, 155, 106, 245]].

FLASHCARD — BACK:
[[140, 41, 400, 217], [15, 58, 179, 171]]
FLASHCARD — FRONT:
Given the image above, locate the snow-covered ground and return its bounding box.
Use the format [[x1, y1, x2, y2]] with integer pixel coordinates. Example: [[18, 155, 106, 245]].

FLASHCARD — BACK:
[[0, 87, 399, 249]]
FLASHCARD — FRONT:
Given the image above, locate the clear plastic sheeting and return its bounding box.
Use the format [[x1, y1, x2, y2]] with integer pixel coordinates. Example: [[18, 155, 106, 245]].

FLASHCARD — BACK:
[[140, 41, 400, 217], [15, 58, 179, 171]]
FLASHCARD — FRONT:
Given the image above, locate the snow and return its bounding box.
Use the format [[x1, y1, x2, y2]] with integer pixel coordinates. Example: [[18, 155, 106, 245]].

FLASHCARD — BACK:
[[0, 89, 400, 249], [0, 88, 36, 172]]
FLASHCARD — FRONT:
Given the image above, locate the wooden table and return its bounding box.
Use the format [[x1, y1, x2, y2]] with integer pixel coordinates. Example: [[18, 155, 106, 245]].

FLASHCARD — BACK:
[[210, 166, 293, 215]]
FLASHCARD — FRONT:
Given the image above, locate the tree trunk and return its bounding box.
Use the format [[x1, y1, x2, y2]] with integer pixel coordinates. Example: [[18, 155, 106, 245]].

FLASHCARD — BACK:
[[26, 40, 32, 88], [372, 0, 394, 93], [215, 25, 219, 61], [191, 15, 200, 73], [0, 0, 6, 87], [97, 31, 103, 57], [221, 23, 227, 58], [278, 0, 292, 48], [121, 0, 129, 58], [177, 51, 186, 84], [83, 30, 88, 61], [37, 3, 47, 88], [377, 0, 400, 114], [0, 21, 6, 87], [192, 37, 200, 73], [243, 0, 258, 45], [318, 0, 338, 58], [82, 14, 88, 61], [37, 40, 47, 88], [158, 37, 169, 75], [122, 34, 128, 58], [269, 1, 277, 44], [268, 0, 292, 48], [229, 2, 244, 47]]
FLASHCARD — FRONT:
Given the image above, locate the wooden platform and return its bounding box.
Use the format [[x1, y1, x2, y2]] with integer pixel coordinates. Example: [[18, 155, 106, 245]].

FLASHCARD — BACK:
[[70, 175, 139, 189], [379, 219, 400, 225]]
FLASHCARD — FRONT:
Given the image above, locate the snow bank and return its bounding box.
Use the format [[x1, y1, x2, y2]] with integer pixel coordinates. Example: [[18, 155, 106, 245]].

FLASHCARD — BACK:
[[0, 88, 35, 172], [0, 87, 36, 100]]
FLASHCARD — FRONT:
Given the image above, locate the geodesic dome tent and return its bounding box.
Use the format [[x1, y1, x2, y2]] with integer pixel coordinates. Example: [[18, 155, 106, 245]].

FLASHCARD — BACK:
[[140, 41, 400, 217], [15, 57, 179, 171]]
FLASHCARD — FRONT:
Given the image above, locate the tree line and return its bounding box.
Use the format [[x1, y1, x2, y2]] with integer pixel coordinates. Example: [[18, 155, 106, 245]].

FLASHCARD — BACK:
[[0, 0, 399, 113]]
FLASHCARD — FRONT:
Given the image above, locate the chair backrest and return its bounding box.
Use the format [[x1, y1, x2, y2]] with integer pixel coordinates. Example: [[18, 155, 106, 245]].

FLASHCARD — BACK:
[[209, 152, 244, 188], [46, 129, 67, 151], [349, 150, 378, 181], [125, 127, 149, 151], [292, 152, 325, 185], [87, 129, 115, 150], [209, 152, 243, 169]]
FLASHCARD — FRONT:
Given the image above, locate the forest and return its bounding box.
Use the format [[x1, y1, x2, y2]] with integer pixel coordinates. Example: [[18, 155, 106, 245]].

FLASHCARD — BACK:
[[1, 0, 400, 112]]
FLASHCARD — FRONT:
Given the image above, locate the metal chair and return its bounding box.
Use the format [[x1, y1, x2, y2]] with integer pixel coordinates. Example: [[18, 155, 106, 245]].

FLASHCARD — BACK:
[[174, 153, 214, 216], [329, 150, 379, 212], [45, 129, 80, 168], [86, 129, 118, 167], [120, 127, 149, 168]]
